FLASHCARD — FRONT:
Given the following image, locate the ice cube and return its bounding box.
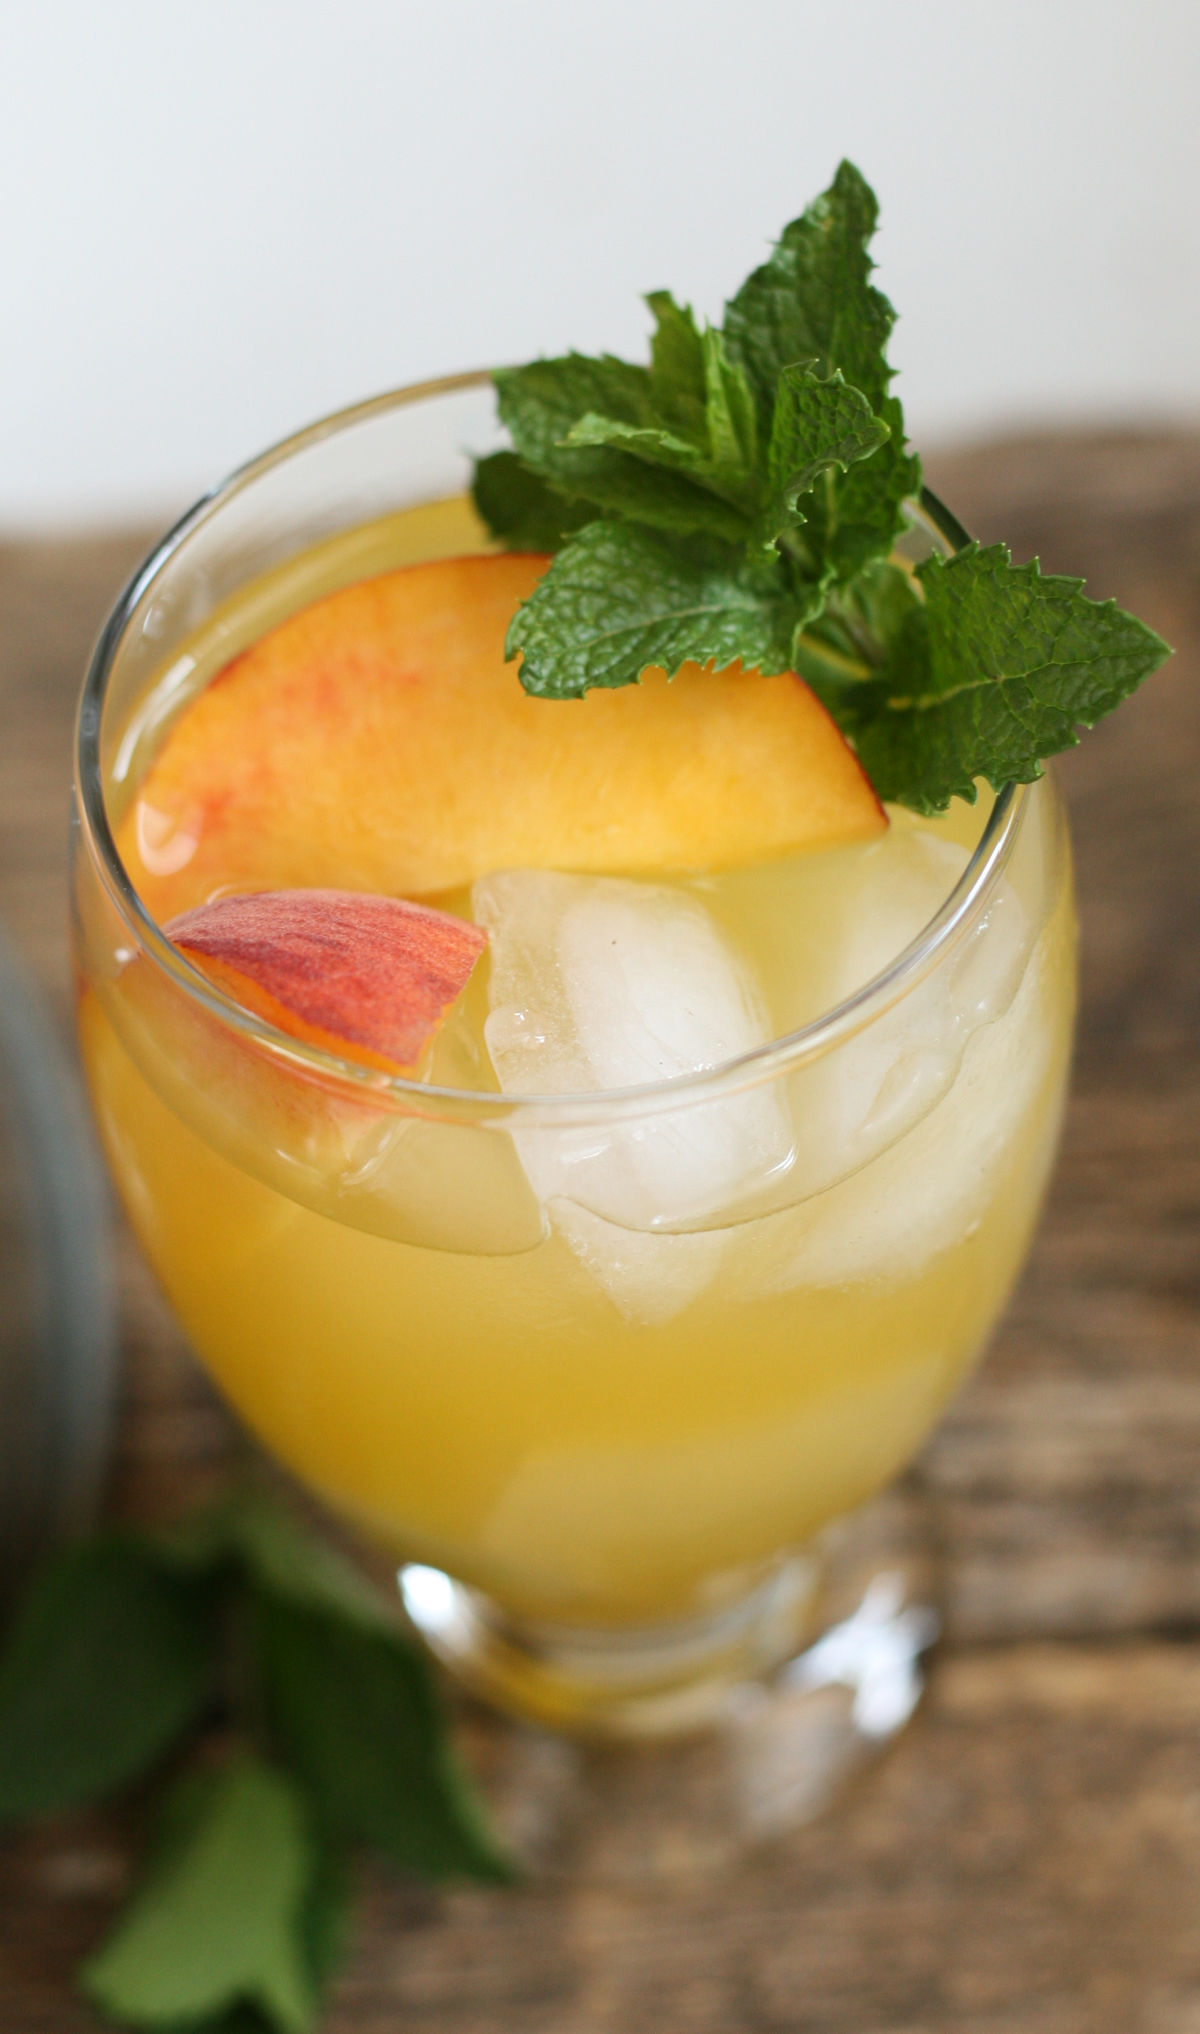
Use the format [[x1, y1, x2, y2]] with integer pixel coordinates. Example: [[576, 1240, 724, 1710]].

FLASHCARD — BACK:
[[816, 830, 970, 1158], [474, 869, 793, 1320], [723, 810, 1050, 1293], [551, 1201, 725, 1325], [817, 833, 1035, 1184], [741, 921, 1056, 1295], [756, 829, 969, 1205]]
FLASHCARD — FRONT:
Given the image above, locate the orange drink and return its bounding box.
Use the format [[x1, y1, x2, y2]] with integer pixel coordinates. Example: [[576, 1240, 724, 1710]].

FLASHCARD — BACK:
[[71, 376, 1076, 1733]]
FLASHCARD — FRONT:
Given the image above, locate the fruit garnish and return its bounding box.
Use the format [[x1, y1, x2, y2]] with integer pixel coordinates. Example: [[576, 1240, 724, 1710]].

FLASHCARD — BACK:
[[166, 889, 486, 1072], [474, 160, 1171, 812], [120, 553, 884, 924]]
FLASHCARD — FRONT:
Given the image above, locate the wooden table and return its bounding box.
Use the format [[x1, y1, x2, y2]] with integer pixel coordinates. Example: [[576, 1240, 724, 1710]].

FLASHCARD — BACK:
[[1, 432, 1198, 2031]]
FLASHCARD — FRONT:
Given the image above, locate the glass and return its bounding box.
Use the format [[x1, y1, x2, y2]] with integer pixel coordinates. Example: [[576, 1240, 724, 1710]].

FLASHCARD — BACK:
[[71, 377, 1076, 1779]]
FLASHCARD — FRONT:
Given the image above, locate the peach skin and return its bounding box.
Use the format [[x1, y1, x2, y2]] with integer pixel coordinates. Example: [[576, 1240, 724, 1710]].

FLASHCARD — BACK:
[[166, 889, 487, 1072]]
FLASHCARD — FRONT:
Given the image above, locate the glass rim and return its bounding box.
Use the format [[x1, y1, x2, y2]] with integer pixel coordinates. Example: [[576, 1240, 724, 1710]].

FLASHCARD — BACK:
[[74, 372, 1028, 1131]]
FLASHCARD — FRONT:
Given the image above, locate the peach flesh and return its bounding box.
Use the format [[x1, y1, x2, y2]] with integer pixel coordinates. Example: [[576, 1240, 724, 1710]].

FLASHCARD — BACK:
[[120, 554, 886, 925]]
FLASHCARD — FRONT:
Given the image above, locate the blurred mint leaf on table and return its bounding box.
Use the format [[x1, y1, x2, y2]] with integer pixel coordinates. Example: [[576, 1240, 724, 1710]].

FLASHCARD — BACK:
[[158, 1489, 510, 1882], [0, 1537, 215, 1819], [0, 1488, 510, 2033], [256, 1594, 508, 1882], [476, 158, 1170, 801], [81, 1757, 323, 2033]]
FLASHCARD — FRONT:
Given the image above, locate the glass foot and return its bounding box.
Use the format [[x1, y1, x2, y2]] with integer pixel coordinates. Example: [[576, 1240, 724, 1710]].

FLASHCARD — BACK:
[[401, 1482, 940, 1873], [401, 1551, 824, 1739]]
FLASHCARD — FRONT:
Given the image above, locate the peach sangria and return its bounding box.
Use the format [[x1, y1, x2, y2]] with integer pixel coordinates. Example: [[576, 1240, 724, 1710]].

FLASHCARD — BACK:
[[72, 166, 1165, 1738]]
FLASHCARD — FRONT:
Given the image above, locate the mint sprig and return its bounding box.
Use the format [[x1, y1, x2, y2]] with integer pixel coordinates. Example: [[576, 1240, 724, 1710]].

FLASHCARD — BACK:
[[809, 542, 1174, 814], [0, 1491, 510, 2033], [475, 160, 1170, 807]]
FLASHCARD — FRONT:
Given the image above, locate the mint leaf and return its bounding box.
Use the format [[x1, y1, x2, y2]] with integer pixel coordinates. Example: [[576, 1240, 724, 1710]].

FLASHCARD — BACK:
[[495, 352, 656, 460], [471, 451, 593, 552], [563, 411, 713, 478], [296, 1842, 353, 1996], [700, 326, 758, 497], [177, 1839, 351, 2034], [723, 159, 895, 419], [131, 1849, 349, 2034], [559, 331, 757, 515], [156, 1488, 394, 1632], [793, 556, 923, 686], [158, 1490, 508, 1885], [530, 438, 749, 541], [800, 405, 919, 583], [724, 160, 918, 579], [819, 543, 1173, 811], [0, 1538, 214, 1820], [507, 520, 796, 697], [494, 355, 749, 540], [762, 364, 889, 557], [254, 1593, 510, 1883], [81, 1757, 320, 2034], [92, 1770, 349, 2034], [646, 290, 706, 429]]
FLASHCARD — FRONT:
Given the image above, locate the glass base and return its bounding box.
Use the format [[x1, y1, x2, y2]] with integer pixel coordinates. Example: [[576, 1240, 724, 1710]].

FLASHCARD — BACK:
[[402, 1551, 823, 1739], [402, 1482, 940, 1872]]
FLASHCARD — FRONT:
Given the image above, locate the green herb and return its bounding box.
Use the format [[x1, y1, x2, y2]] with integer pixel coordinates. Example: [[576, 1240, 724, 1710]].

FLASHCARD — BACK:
[[802, 542, 1171, 813], [0, 1491, 510, 2032], [474, 160, 1170, 807], [82, 1758, 323, 2033], [0, 1537, 215, 1819]]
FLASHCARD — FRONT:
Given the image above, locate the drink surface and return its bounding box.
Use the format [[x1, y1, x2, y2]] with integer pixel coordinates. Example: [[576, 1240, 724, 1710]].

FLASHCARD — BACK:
[[77, 499, 1077, 1628]]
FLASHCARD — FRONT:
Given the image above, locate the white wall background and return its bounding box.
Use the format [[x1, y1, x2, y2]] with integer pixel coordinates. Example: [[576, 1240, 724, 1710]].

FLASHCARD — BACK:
[[2, 0, 1197, 526]]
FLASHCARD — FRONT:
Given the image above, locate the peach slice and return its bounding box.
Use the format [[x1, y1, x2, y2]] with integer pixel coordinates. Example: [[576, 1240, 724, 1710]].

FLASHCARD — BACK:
[[166, 889, 487, 1072], [120, 553, 885, 923]]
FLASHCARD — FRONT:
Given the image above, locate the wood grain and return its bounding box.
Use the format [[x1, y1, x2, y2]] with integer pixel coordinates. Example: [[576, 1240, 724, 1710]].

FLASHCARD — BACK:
[[1, 431, 1198, 2030]]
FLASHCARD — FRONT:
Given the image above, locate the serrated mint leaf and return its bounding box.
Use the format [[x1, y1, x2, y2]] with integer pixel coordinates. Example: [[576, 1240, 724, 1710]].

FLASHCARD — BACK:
[[81, 1757, 320, 2034], [563, 330, 759, 520], [803, 405, 920, 583], [724, 159, 896, 421], [471, 451, 593, 552], [494, 353, 655, 460], [0, 1538, 214, 1821], [494, 354, 749, 540], [701, 326, 758, 492], [646, 290, 706, 430], [506, 520, 794, 697], [762, 364, 889, 556], [823, 542, 1173, 811], [255, 1594, 510, 1883], [724, 163, 918, 581]]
